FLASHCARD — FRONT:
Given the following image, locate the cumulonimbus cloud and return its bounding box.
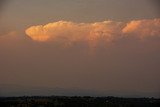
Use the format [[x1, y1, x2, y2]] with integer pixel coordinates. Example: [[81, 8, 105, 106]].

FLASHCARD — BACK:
[[25, 18, 160, 46], [25, 20, 124, 47], [122, 19, 160, 38], [25, 21, 123, 41]]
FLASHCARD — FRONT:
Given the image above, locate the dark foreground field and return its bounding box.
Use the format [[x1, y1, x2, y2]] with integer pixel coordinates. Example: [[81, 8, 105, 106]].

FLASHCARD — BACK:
[[0, 96, 160, 107]]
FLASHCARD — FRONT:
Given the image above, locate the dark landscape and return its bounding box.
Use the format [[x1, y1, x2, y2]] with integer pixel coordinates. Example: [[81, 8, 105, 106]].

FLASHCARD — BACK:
[[0, 96, 160, 107]]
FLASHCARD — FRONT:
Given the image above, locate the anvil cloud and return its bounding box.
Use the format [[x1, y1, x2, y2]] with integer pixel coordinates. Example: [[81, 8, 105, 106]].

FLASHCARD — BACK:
[[123, 19, 160, 38], [26, 19, 160, 45]]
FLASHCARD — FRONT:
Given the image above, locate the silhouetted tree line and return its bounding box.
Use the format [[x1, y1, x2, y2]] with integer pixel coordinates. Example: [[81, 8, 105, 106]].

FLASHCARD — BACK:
[[0, 96, 159, 107]]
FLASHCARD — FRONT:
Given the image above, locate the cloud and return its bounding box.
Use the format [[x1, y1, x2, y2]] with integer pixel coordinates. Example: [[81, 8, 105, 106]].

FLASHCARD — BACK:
[[123, 19, 160, 38], [26, 20, 123, 47], [0, 31, 18, 43], [26, 19, 160, 46], [0, 30, 17, 37]]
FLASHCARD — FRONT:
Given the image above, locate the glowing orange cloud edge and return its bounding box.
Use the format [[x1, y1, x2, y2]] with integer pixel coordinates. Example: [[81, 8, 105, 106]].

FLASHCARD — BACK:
[[25, 19, 160, 44]]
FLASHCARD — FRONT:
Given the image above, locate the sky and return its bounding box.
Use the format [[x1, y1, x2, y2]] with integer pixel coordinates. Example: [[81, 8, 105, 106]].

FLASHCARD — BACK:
[[0, 0, 160, 97]]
